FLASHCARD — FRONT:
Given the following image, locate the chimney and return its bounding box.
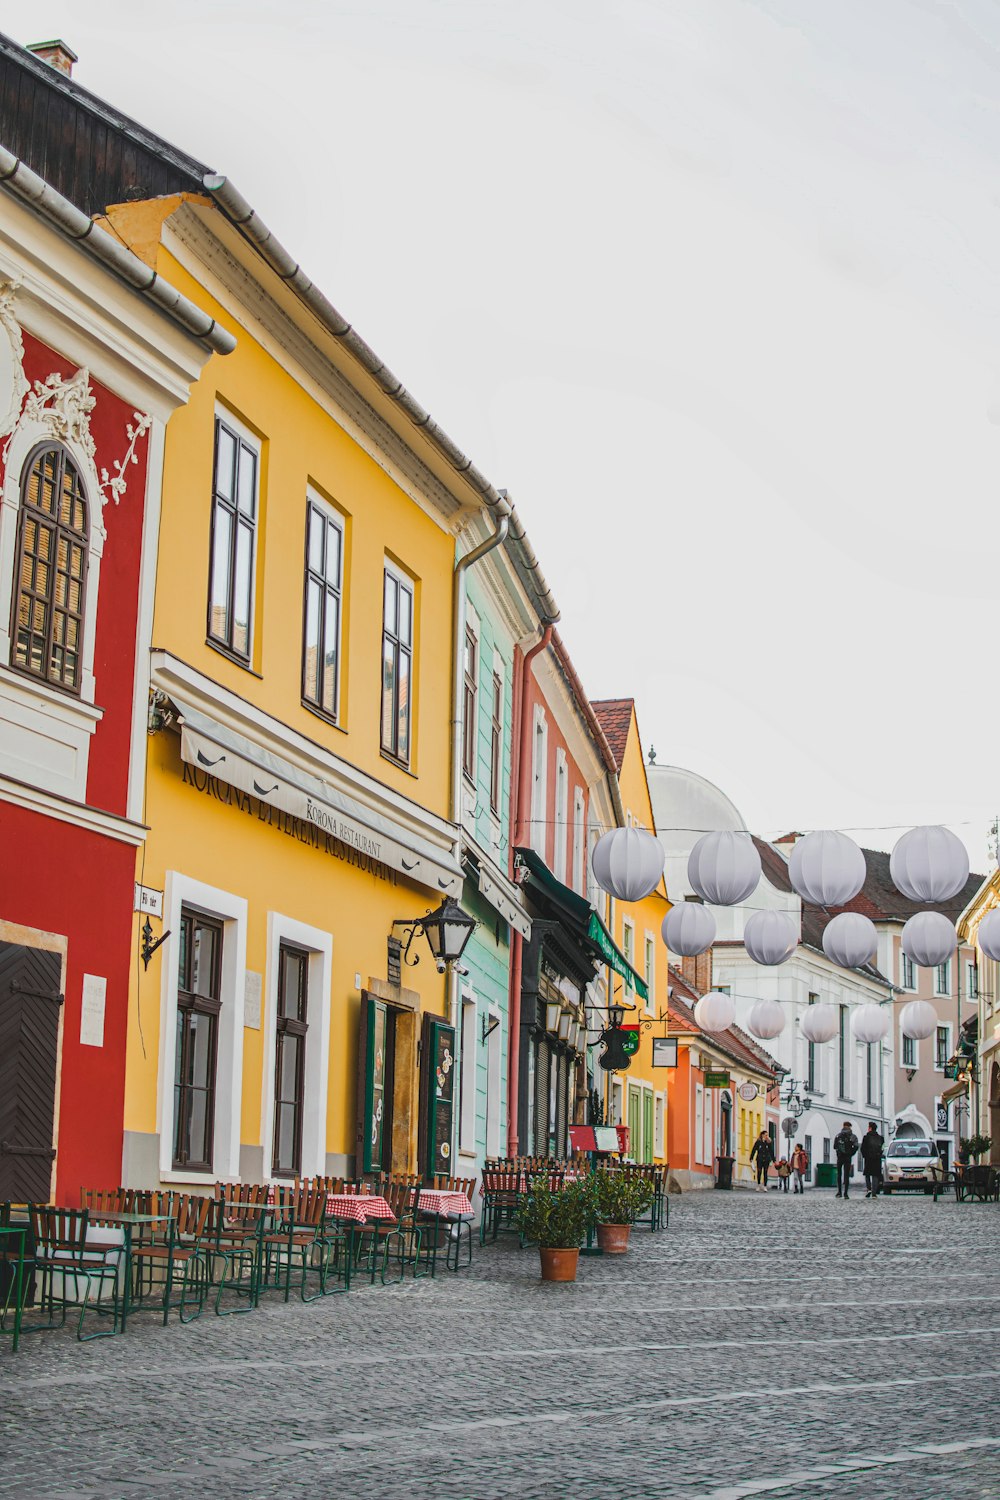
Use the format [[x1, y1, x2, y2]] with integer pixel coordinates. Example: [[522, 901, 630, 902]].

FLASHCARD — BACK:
[[26, 39, 78, 77]]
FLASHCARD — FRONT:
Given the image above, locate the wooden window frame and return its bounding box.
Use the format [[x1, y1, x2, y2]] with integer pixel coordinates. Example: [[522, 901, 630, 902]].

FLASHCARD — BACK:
[[207, 415, 258, 665], [462, 624, 478, 783], [173, 910, 223, 1172], [301, 498, 343, 722], [272, 941, 309, 1179], [380, 564, 414, 765], [12, 443, 89, 694]]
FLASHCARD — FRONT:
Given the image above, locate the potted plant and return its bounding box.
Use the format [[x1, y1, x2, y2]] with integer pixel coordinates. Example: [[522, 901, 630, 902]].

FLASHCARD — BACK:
[[960, 1133, 992, 1163], [589, 1170, 654, 1254], [515, 1179, 594, 1282]]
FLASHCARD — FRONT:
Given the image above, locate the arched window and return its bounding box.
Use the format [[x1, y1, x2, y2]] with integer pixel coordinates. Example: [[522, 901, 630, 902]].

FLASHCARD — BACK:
[[12, 444, 88, 692]]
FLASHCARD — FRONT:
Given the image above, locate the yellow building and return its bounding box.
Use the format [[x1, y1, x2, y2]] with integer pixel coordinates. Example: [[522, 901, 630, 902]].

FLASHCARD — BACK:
[[99, 150, 517, 1188], [958, 870, 1000, 1159], [591, 700, 672, 1164]]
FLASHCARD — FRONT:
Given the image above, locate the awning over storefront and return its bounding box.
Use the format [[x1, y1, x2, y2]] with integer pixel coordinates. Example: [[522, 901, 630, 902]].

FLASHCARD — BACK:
[[173, 697, 464, 896], [514, 846, 648, 1001], [465, 852, 531, 940]]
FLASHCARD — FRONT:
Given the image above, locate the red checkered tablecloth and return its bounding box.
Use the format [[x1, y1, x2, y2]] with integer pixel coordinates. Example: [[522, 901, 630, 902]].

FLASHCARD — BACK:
[[415, 1189, 474, 1216], [324, 1194, 395, 1223]]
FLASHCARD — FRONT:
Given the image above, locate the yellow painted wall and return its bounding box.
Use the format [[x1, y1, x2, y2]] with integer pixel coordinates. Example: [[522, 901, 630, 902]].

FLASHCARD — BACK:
[[120, 205, 457, 1172]]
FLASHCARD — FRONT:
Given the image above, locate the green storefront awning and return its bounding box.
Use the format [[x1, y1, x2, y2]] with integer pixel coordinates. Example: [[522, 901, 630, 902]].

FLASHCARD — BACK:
[[514, 846, 649, 1002]]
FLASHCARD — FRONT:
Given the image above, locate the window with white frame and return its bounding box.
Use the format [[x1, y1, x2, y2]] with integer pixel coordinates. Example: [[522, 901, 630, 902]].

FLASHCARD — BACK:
[[302, 495, 343, 720], [554, 750, 568, 882], [587, 824, 601, 910], [902, 1032, 917, 1068], [209, 413, 259, 663], [644, 933, 655, 1014], [653, 1091, 665, 1158], [261, 914, 333, 1183], [611, 1075, 624, 1126], [934, 959, 951, 997], [485, 1009, 502, 1158], [702, 1088, 713, 1166], [967, 962, 978, 1001], [572, 788, 585, 894], [900, 950, 916, 990], [935, 1024, 950, 1071], [381, 562, 414, 764], [695, 1084, 705, 1166], [622, 918, 635, 994], [838, 1004, 849, 1097], [489, 666, 503, 817], [462, 621, 478, 783], [531, 708, 547, 857], [459, 997, 477, 1154]]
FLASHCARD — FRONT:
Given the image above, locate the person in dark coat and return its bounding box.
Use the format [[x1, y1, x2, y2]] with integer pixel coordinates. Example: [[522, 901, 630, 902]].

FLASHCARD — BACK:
[[749, 1130, 775, 1191], [833, 1121, 860, 1199], [860, 1121, 885, 1198]]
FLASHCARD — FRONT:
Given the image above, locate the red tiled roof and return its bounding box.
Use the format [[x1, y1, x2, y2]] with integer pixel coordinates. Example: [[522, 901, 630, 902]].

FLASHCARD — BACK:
[[666, 966, 780, 1079], [590, 699, 634, 773]]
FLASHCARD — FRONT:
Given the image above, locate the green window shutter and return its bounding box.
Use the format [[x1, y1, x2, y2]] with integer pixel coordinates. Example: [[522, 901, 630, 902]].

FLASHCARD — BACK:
[[643, 1089, 654, 1164], [421, 1015, 456, 1180], [357, 994, 388, 1174]]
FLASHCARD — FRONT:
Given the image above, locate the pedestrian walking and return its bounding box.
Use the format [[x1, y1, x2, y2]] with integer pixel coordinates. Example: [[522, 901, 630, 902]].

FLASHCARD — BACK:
[[833, 1121, 859, 1199], [749, 1130, 775, 1192], [791, 1143, 808, 1193], [776, 1157, 791, 1193], [860, 1121, 885, 1198]]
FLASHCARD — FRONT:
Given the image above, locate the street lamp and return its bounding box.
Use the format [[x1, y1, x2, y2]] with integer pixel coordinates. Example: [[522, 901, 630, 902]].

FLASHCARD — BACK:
[[393, 896, 476, 973]]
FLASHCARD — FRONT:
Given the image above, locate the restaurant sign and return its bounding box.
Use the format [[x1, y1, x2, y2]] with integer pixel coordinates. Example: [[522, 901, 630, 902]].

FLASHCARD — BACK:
[[704, 1071, 731, 1088]]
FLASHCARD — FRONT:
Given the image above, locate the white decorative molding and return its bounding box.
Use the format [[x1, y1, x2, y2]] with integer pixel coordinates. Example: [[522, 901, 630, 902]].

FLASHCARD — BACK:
[[0, 278, 27, 438]]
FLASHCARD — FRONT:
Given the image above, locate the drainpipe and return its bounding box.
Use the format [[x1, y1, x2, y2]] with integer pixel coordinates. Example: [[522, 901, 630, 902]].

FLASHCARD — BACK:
[[507, 622, 554, 1156], [447, 504, 510, 1170]]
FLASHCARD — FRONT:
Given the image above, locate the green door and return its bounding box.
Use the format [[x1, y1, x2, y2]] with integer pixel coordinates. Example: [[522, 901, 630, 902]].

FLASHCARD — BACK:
[[643, 1088, 654, 1164], [627, 1085, 641, 1160]]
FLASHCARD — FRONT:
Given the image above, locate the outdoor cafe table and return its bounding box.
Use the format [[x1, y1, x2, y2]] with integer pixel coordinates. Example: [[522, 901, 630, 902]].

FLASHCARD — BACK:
[[89, 1211, 175, 1333], [0, 1223, 28, 1353], [413, 1189, 474, 1217]]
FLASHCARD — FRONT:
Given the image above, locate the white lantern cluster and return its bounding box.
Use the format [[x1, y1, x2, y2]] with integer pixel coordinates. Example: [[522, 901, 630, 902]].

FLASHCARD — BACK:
[[851, 1003, 890, 1044], [899, 999, 937, 1041], [901, 910, 957, 969], [789, 830, 866, 908], [890, 825, 969, 905], [694, 989, 736, 1033], [688, 832, 761, 906], [800, 1003, 839, 1043], [744, 910, 798, 967], [591, 826, 664, 903], [821, 912, 877, 970], [661, 902, 715, 957], [977, 909, 1000, 962], [746, 997, 785, 1040]]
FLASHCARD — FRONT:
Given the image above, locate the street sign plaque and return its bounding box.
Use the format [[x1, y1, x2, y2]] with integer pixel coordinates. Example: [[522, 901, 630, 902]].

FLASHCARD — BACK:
[[704, 1071, 730, 1088], [737, 1081, 759, 1102]]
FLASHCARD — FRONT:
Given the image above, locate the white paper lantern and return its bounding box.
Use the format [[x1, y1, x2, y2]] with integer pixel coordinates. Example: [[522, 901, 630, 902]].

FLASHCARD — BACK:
[[851, 1002, 890, 1044], [788, 830, 866, 908], [890, 825, 970, 905], [591, 826, 665, 903], [977, 909, 1000, 963], [900, 999, 937, 1041], [800, 1002, 838, 1043], [661, 902, 716, 957], [744, 909, 798, 966], [901, 910, 957, 969], [746, 997, 786, 1040], [694, 990, 736, 1033], [821, 912, 878, 970], [688, 831, 761, 907]]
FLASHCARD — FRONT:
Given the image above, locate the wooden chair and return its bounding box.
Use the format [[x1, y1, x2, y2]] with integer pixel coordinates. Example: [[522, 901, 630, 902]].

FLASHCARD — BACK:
[[259, 1185, 330, 1302], [211, 1185, 269, 1315], [24, 1208, 121, 1342], [130, 1193, 211, 1324], [425, 1176, 476, 1271]]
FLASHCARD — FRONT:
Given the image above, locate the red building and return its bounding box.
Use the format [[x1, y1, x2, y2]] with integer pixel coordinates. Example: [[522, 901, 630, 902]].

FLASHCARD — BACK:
[[0, 150, 229, 1204]]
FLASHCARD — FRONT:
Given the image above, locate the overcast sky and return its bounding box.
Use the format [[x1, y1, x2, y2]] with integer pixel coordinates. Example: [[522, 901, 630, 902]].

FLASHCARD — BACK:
[[10, 1, 1000, 865]]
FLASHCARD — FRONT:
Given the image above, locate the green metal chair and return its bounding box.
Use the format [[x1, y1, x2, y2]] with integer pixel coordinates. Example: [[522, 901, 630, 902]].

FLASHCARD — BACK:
[[22, 1207, 121, 1342], [131, 1193, 211, 1324]]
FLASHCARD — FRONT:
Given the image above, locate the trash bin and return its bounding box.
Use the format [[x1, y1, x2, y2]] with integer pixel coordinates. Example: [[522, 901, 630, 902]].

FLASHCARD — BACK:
[[815, 1163, 837, 1189], [715, 1154, 735, 1190]]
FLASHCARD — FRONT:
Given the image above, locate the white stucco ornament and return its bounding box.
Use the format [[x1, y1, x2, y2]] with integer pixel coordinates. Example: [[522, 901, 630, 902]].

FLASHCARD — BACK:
[[851, 1003, 890, 1044], [746, 997, 786, 1040], [821, 912, 878, 970], [694, 990, 736, 1033], [890, 825, 969, 905], [744, 909, 798, 967], [899, 999, 937, 1041], [661, 902, 715, 957], [591, 826, 664, 903], [800, 1002, 838, 1043], [688, 831, 761, 907], [901, 910, 958, 968], [977, 909, 1000, 963], [788, 830, 866, 908]]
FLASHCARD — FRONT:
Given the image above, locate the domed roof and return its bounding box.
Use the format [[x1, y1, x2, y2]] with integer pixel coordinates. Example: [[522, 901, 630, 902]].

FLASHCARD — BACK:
[[647, 764, 746, 900]]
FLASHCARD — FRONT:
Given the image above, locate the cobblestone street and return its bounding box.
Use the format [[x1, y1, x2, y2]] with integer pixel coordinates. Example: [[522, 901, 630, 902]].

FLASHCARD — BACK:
[[3, 1188, 999, 1500]]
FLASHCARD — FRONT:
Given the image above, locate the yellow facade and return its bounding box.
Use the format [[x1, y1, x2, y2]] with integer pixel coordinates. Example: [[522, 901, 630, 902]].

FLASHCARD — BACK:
[[958, 870, 1000, 1156], [117, 197, 476, 1187]]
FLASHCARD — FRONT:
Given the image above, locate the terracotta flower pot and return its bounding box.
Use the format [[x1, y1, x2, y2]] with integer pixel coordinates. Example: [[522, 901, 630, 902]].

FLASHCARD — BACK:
[[596, 1223, 631, 1255], [538, 1247, 580, 1282]]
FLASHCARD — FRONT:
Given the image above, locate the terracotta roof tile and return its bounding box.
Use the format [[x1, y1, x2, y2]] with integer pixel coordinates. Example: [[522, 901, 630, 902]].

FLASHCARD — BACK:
[[666, 966, 780, 1078], [590, 699, 634, 773]]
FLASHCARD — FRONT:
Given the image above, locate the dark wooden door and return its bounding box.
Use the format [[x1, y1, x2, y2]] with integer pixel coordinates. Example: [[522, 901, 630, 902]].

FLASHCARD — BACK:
[[0, 942, 62, 1202]]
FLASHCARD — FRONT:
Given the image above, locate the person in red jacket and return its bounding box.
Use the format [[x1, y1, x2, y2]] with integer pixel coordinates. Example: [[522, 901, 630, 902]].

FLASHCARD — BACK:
[[791, 1143, 808, 1194]]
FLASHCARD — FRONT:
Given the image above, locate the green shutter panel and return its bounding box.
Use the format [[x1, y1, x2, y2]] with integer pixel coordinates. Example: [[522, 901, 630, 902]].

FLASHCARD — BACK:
[[643, 1089, 654, 1164], [357, 994, 387, 1174], [420, 1015, 456, 1180]]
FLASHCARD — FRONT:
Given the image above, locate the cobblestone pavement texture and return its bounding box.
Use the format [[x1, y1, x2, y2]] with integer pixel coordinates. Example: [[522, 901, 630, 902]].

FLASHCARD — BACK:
[[3, 1188, 1000, 1499]]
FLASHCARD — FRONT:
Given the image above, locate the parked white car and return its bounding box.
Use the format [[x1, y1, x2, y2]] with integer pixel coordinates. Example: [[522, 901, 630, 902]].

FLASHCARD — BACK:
[[882, 1138, 943, 1194]]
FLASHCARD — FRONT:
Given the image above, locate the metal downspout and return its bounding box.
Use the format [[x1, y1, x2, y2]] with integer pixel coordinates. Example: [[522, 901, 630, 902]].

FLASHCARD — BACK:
[[507, 623, 554, 1156]]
